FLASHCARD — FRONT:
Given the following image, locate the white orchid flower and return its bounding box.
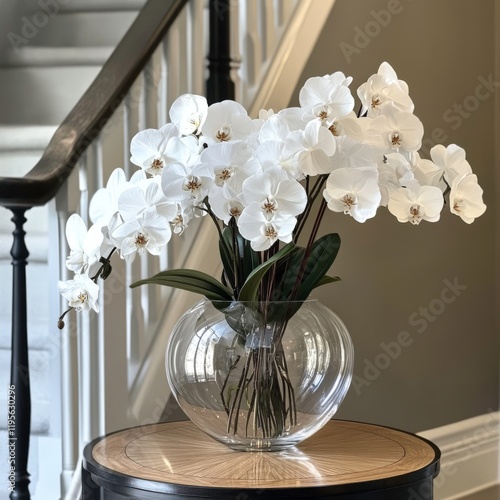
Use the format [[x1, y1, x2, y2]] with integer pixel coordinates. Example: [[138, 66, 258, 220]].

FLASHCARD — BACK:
[[199, 141, 253, 192], [255, 141, 302, 180], [430, 144, 472, 187], [412, 153, 447, 192], [324, 168, 381, 222], [330, 135, 380, 172], [357, 61, 414, 117], [388, 185, 444, 225], [161, 163, 213, 203], [449, 174, 486, 224], [117, 177, 177, 222], [111, 211, 172, 262], [170, 200, 196, 235], [169, 94, 208, 135], [58, 274, 100, 313], [258, 114, 291, 143], [242, 167, 307, 221], [384, 153, 415, 185], [377, 153, 415, 206], [299, 72, 354, 125], [284, 120, 336, 176], [208, 185, 246, 224], [65, 214, 103, 275], [238, 203, 297, 251], [89, 168, 130, 226], [201, 100, 253, 145], [367, 107, 423, 154], [130, 124, 193, 176], [277, 107, 309, 131]]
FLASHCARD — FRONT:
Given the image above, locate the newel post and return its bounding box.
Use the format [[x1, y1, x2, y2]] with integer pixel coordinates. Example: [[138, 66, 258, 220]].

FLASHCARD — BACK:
[[206, 0, 235, 104], [8, 207, 31, 500]]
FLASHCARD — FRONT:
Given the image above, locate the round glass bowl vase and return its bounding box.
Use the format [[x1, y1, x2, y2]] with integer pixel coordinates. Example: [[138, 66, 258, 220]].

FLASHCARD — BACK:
[[165, 299, 354, 451]]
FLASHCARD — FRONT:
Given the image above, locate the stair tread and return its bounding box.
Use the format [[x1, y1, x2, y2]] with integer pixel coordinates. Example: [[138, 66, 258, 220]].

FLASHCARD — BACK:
[[0, 125, 57, 151], [2, 46, 114, 68], [25, 0, 147, 12]]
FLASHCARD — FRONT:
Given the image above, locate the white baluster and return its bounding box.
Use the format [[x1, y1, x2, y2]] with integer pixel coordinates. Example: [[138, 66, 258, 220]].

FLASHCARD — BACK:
[[55, 168, 79, 498], [229, 0, 243, 103], [274, 0, 284, 27], [135, 70, 151, 341], [179, 6, 189, 94], [97, 234, 129, 433], [144, 57, 160, 129], [80, 149, 104, 439], [188, 0, 206, 95], [241, 0, 261, 88], [261, 0, 276, 63], [165, 20, 181, 110], [124, 86, 146, 369], [158, 41, 169, 127], [78, 155, 88, 225]]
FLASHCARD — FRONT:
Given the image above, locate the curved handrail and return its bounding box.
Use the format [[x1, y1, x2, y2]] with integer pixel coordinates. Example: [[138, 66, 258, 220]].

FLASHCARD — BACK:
[[0, 0, 188, 208]]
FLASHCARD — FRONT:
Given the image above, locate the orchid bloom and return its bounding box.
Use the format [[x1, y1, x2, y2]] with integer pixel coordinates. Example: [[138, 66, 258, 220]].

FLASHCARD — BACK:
[[299, 71, 354, 125], [242, 167, 307, 221], [357, 61, 414, 117], [65, 214, 103, 275], [324, 168, 381, 222], [58, 274, 100, 313], [89, 168, 130, 226], [130, 124, 194, 176], [117, 178, 177, 222], [169, 94, 208, 135], [111, 211, 173, 262], [388, 184, 444, 225], [430, 144, 473, 187], [238, 203, 297, 251], [199, 141, 254, 193], [449, 174, 486, 224], [201, 100, 254, 145], [367, 107, 424, 154], [161, 163, 213, 203], [284, 120, 336, 176]]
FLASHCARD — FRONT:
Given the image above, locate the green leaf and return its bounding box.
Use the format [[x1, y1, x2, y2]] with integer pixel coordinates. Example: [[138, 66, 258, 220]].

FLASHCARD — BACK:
[[238, 232, 260, 282], [314, 275, 341, 288], [295, 233, 341, 300], [238, 242, 296, 302], [219, 225, 260, 295], [271, 246, 306, 301], [131, 269, 233, 302]]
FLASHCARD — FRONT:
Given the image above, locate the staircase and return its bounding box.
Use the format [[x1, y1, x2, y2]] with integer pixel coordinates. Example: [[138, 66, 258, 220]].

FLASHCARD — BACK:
[[0, 1, 145, 498], [0, 0, 335, 498]]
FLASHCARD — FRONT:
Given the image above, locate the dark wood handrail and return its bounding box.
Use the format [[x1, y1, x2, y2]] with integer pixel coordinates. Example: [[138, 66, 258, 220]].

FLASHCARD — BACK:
[[0, 0, 189, 208]]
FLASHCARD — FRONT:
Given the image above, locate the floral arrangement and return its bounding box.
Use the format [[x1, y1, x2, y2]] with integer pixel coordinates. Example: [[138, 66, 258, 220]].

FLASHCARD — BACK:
[[57, 62, 486, 441], [58, 61, 486, 320]]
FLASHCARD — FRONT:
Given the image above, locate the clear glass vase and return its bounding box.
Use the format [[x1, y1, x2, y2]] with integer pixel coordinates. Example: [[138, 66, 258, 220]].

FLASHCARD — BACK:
[[165, 299, 354, 451]]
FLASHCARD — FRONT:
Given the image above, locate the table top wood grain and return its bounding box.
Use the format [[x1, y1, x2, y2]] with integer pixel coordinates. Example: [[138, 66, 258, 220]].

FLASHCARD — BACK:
[[85, 419, 440, 496]]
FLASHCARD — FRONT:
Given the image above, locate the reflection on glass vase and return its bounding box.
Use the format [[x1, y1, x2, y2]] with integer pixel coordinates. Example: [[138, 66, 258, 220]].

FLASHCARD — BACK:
[[166, 299, 354, 451]]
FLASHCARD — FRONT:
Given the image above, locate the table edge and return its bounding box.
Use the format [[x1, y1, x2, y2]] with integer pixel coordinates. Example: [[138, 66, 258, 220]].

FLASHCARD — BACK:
[[82, 419, 441, 497]]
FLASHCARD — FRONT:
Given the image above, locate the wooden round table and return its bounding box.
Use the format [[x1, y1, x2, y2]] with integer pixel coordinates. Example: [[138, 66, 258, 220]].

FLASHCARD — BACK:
[[82, 420, 440, 499]]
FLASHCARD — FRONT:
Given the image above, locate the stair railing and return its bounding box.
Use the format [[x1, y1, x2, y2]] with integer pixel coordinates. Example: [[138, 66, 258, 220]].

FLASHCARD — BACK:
[[0, 0, 332, 498]]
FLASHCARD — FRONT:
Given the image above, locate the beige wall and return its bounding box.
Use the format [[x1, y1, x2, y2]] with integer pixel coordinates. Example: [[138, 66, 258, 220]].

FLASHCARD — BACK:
[[291, 0, 498, 431]]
